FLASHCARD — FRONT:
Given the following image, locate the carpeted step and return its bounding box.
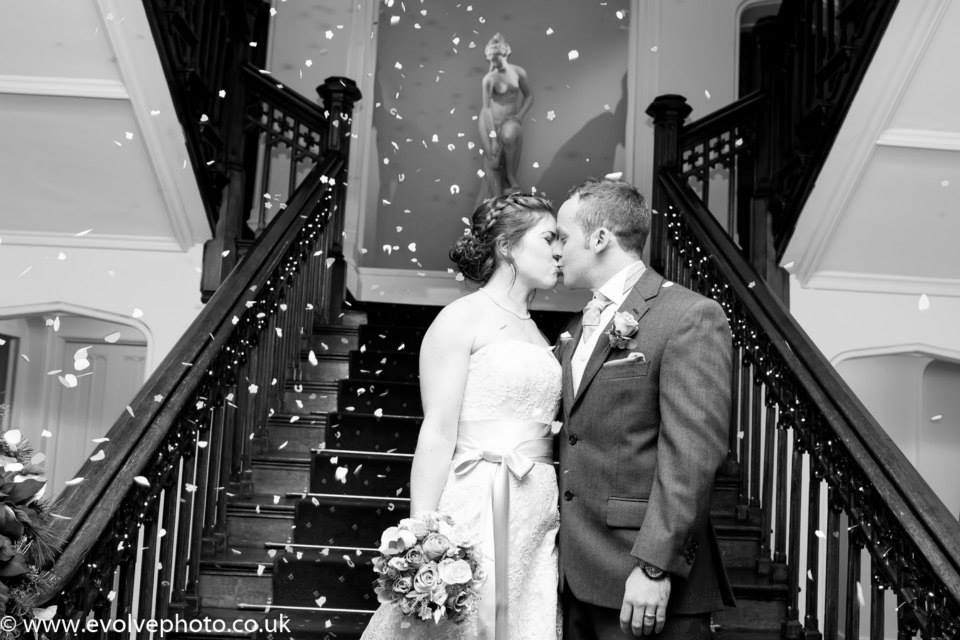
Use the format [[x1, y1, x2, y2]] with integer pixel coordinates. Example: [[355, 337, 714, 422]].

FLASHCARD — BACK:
[[261, 413, 327, 455], [348, 350, 419, 382], [227, 500, 296, 548], [337, 379, 422, 416], [713, 517, 764, 570], [293, 494, 410, 548], [306, 327, 359, 355], [284, 380, 339, 413], [272, 546, 378, 610], [358, 302, 441, 328], [310, 449, 412, 498], [326, 411, 420, 454], [357, 325, 426, 353]]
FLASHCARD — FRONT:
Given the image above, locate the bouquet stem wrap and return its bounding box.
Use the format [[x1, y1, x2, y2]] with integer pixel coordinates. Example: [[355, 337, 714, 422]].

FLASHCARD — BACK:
[[452, 423, 553, 640]]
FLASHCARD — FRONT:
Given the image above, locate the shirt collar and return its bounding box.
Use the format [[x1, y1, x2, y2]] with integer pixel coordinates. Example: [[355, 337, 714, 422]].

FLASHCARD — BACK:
[[596, 260, 646, 307]]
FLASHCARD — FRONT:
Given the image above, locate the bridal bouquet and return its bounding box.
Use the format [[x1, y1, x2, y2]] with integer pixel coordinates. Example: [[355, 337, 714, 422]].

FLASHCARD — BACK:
[[372, 512, 484, 625]]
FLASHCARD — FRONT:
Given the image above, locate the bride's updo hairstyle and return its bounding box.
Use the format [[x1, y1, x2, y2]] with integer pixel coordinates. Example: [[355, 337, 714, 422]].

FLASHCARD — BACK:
[[450, 192, 553, 284]]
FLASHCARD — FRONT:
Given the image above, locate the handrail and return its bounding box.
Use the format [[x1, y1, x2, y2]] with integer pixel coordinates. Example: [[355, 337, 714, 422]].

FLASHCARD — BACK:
[[40, 153, 344, 610], [657, 169, 960, 637], [678, 90, 765, 150], [240, 64, 327, 131]]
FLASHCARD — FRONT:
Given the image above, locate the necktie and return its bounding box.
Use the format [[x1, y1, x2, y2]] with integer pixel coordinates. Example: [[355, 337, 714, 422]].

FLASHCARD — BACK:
[[581, 292, 612, 341]]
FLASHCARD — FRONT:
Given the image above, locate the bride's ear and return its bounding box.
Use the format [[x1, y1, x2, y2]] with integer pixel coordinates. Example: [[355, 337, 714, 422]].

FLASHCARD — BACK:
[[495, 236, 511, 260]]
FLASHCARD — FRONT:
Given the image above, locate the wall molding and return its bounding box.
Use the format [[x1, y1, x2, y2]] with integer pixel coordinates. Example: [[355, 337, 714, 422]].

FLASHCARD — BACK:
[[94, 0, 210, 250], [0, 302, 155, 372], [352, 267, 587, 311], [805, 270, 960, 298], [876, 127, 960, 152], [0, 229, 183, 252], [781, 0, 953, 283], [831, 343, 960, 367], [0, 74, 129, 99]]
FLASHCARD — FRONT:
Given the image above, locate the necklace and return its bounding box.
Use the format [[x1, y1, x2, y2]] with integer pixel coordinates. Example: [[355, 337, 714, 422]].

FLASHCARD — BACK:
[[479, 287, 531, 320]]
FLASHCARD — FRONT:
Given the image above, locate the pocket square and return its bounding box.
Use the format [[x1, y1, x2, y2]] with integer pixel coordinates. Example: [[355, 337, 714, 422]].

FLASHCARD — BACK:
[[602, 352, 646, 367]]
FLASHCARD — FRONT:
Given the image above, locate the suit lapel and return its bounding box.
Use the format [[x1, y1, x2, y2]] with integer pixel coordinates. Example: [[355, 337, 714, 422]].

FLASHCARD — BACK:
[[569, 270, 664, 412], [560, 323, 582, 422]]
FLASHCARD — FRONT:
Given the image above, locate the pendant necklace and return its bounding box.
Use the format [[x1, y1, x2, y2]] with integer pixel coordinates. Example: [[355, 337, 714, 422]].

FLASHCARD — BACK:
[[479, 288, 531, 320]]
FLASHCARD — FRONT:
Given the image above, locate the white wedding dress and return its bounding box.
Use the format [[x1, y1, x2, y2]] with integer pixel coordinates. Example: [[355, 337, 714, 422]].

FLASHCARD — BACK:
[[360, 339, 562, 640]]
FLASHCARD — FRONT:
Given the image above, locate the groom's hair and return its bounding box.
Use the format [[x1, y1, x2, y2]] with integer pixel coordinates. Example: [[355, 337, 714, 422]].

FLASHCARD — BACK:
[[567, 178, 649, 255]]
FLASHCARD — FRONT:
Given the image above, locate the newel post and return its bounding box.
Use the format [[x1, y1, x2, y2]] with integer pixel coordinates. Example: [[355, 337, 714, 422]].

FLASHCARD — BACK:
[[645, 95, 692, 274], [316, 77, 362, 323]]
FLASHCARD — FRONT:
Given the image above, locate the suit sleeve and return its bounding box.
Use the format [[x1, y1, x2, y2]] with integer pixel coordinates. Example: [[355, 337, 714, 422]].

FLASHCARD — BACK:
[[630, 297, 732, 577]]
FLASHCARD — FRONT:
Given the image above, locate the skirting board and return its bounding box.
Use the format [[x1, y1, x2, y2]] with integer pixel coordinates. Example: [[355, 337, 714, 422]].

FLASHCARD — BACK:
[[348, 266, 589, 311]]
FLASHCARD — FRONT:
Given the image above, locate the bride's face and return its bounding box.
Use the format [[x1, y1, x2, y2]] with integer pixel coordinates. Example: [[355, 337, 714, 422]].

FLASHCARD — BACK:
[[507, 214, 561, 289]]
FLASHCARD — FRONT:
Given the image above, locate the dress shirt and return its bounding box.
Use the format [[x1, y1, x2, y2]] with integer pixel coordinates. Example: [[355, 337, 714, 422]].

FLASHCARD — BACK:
[[572, 260, 646, 392]]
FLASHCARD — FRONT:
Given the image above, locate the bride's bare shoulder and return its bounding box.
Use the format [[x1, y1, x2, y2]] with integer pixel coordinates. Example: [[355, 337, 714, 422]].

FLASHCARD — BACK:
[[423, 293, 486, 342]]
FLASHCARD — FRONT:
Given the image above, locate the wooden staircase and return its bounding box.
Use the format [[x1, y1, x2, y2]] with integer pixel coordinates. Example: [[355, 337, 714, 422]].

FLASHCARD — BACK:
[[185, 301, 791, 639]]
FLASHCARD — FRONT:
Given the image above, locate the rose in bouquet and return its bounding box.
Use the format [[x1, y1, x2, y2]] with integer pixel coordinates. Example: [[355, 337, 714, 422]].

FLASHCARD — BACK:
[[371, 512, 484, 625]]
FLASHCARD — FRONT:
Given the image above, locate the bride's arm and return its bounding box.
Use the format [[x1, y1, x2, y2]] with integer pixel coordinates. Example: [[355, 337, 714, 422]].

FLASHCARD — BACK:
[[409, 302, 474, 515]]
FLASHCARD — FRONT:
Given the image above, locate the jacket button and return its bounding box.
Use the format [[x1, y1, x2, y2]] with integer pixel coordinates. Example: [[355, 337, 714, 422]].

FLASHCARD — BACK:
[[563, 490, 574, 501], [568, 434, 578, 445]]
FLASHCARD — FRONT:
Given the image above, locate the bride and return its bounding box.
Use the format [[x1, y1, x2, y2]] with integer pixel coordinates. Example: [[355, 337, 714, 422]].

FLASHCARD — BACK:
[[360, 192, 563, 640]]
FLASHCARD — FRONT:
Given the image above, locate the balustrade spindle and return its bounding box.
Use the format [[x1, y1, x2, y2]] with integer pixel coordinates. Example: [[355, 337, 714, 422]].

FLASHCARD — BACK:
[[805, 475, 823, 639], [871, 578, 885, 640], [758, 397, 777, 575], [824, 497, 842, 640], [845, 536, 863, 640]]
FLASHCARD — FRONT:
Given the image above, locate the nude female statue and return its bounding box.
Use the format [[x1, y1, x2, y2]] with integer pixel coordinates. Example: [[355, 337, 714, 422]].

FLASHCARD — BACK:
[[478, 33, 533, 199]]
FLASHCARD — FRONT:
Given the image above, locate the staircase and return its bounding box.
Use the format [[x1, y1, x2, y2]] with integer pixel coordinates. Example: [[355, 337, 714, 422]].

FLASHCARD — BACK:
[[176, 299, 789, 639]]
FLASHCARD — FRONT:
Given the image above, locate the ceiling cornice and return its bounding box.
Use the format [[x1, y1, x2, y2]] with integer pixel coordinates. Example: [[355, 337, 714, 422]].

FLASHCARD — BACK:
[[876, 128, 960, 152]]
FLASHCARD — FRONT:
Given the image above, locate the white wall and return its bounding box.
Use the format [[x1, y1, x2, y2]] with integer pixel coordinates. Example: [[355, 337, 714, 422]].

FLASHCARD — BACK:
[[0, 243, 204, 375], [790, 280, 960, 364]]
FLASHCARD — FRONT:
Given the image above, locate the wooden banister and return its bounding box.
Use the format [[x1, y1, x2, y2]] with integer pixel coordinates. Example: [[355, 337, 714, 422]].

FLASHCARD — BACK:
[[40, 153, 345, 615], [654, 168, 960, 638]]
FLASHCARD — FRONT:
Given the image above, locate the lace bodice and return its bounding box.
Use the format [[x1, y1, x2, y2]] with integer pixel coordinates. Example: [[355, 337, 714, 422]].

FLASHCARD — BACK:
[[459, 340, 561, 425]]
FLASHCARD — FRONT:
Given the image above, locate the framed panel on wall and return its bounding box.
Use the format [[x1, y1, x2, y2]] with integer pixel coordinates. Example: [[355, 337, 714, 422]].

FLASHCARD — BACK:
[[0, 334, 16, 429]]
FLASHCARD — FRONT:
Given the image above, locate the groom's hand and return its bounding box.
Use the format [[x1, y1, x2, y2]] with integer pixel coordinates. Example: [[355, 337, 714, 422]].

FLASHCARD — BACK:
[[620, 566, 671, 636]]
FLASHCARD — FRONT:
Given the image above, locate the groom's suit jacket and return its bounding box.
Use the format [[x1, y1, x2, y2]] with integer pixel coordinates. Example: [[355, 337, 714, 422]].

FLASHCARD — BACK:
[[558, 268, 735, 614]]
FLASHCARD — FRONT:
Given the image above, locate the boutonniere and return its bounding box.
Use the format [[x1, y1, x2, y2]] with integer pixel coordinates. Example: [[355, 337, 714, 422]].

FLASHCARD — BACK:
[[607, 310, 640, 350]]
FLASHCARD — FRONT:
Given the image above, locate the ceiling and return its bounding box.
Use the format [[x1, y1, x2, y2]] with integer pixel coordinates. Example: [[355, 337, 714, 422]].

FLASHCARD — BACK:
[[783, 0, 960, 297], [0, 0, 208, 252]]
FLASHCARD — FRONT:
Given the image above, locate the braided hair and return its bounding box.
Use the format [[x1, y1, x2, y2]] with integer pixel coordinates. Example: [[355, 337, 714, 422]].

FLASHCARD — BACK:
[[450, 192, 554, 284]]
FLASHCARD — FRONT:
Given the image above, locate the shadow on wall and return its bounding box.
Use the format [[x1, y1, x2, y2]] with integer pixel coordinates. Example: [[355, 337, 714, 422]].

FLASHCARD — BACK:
[[536, 72, 628, 200]]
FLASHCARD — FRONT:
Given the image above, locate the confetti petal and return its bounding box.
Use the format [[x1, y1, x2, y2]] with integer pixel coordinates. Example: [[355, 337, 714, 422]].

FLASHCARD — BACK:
[[104, 331, 122, 343], [90, 450, 106, 462], [918, 294, 930, 311]]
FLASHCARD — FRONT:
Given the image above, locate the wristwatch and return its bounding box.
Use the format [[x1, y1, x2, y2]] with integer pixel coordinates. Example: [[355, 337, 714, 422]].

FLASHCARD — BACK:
[[638, 560, 667, 581]]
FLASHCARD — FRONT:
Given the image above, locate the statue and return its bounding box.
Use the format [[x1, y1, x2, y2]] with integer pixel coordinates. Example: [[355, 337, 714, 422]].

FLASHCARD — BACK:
[[478, 33, 533, 199]]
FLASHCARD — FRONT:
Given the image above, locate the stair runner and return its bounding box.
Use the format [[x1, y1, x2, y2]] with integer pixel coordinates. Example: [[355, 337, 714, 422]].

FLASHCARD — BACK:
[[191, 302, 786, 639]]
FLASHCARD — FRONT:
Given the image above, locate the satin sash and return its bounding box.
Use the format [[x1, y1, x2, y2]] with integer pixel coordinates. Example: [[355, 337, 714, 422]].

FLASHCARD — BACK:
[[452, 420, 553, 640]]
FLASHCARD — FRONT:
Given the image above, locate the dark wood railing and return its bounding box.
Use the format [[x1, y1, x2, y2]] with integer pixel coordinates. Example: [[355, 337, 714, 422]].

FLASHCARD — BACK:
[[665, 0, 898, 298], [36, 3, 363, 621], [38, 151, 350, 625], [648, 100, 960, 639]]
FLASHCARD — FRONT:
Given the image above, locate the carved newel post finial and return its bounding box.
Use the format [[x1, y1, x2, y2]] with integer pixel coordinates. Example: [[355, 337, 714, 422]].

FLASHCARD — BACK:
[[645, 94, 692, 272], [317, 76, 363, 154]]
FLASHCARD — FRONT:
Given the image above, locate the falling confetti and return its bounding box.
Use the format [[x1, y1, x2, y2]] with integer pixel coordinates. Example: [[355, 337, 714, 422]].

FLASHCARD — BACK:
[[132, 308, 144, 319], [58, 374, 78, 389], [450, 184, 460, 195], [308, 350, 319, 366], [89, 450, 106, 462], [134, 476, 150, 487], [567, 50, 580, 61], [931, 414, 943, 422], [546, 110, 557, 121], [918, 294, 930, 311], [545, 27, 554, 35], [65, 477, 85, 487], [705, 89, 712, 99], [104, 332, 121, 343]]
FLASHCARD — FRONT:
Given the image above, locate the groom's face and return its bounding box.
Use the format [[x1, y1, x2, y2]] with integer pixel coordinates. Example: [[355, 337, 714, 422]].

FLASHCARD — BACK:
[[556, 195, 593, 289]]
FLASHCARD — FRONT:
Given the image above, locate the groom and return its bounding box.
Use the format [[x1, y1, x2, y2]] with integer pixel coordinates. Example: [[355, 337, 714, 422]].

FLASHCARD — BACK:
[[555, 179, 735, 639]]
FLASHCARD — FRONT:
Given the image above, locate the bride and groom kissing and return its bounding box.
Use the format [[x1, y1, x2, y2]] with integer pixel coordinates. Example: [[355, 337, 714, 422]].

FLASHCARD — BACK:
[[361, 179, 735, 640]]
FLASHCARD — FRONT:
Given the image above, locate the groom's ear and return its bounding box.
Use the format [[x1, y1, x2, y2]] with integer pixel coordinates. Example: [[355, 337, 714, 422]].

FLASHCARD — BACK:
[[592, 227, 613, 253]]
